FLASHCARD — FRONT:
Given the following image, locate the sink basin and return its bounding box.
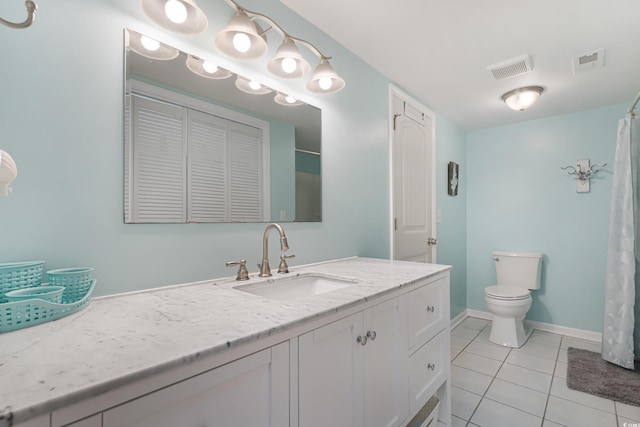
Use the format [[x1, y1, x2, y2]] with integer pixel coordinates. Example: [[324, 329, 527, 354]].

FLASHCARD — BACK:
[[234, 273, 358, 300]]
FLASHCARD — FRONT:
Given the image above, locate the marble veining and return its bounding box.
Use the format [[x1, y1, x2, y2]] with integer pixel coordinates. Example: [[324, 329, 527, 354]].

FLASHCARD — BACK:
[[0, 257, 450, 424]]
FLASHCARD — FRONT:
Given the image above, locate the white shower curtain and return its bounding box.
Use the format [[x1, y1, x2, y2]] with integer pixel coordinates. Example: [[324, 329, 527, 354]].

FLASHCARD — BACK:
[[602, 113, 640, 369]]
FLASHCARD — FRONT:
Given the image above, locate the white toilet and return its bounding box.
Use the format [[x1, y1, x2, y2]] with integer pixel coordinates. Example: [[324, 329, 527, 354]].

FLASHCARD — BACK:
[[484, 251, 543, 348]]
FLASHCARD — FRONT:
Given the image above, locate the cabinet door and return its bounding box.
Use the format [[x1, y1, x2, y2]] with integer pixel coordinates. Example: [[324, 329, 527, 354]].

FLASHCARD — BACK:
[[103, 342, 288, 427], [298, 313, 364, 427], [363, 297, 408, 427]]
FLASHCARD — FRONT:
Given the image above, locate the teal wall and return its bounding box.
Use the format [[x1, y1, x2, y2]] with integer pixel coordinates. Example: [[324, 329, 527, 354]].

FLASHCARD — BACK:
[[0, 0, 404, 296], [466, 104, 626, 332], [269, 121, 296, 221]]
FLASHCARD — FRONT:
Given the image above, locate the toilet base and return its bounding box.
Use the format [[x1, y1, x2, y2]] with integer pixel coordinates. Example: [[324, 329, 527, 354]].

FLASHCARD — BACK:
[[489, 315, 532, 348]]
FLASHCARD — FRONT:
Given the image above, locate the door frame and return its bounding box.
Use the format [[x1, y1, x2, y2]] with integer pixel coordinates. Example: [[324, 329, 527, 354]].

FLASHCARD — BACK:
[[388, 84, 437, 262]]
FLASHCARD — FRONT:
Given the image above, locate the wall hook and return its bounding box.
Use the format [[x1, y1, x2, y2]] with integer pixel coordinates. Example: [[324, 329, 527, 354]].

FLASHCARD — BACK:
[[1, 0, 37, 29], [561, 159, 606, 193]]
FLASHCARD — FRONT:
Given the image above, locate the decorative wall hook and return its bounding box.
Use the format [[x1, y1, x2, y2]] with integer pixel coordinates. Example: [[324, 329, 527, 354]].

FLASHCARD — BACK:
[[1, 0, 37, 29], [561, 159, 606, 193]]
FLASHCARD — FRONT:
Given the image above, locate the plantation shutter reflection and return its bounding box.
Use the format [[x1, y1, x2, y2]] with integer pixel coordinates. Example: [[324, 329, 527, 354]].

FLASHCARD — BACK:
[[128, 93, 267, 223], [230, 122, 263, 221], [131, 96, 186, 223], [188, 111, 228, 222]]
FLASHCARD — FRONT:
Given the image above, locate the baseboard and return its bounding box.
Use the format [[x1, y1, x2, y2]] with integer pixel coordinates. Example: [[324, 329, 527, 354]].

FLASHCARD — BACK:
[[452, 308, 602, 343]]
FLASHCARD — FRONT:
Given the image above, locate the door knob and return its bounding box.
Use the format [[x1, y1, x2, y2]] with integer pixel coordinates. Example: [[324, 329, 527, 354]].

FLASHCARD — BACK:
[[427, 237, 437, 245]]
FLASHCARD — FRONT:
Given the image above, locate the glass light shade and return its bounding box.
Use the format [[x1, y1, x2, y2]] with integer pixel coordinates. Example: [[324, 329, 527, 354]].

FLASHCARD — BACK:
[[267, 38, 311, 79], [0, 149, 17, 196], [235, 76, 272, 95], [127, 30, 179, 60], [306, 59, 345, 94], [502, 86, 544, 111], [214, 10, 268, 59], [140, 0, 208, 34], [274, 92, 303, 106], [185, 55, 232, 79]]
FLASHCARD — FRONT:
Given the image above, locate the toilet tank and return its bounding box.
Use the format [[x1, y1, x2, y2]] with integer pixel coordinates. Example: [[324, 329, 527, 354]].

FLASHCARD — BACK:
[[493, 251, 542, 290]]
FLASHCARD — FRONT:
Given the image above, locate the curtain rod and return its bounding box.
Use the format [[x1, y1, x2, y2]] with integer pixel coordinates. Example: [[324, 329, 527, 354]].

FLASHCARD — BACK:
[[628, 89, 640, 115]]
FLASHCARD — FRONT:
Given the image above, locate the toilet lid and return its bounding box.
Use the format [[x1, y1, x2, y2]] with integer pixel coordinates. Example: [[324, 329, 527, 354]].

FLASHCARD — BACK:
[[485, 285, 530, 300]]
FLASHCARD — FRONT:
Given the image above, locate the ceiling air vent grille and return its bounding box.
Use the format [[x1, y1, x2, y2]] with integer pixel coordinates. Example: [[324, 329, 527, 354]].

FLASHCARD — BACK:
[[486, 54, 533, 80], [573, 48, 605, 74]]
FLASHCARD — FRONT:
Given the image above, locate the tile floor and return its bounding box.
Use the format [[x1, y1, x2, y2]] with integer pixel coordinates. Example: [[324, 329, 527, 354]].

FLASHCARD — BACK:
[[450, 317, 640, 427]]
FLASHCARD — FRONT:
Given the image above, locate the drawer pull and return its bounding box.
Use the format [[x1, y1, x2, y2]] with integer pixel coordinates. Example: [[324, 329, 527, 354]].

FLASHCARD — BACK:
[[357, 335, 368, 346], [426, 306, 435, 313], [366, 330, 377, 341], [427, 363, 436, 371]]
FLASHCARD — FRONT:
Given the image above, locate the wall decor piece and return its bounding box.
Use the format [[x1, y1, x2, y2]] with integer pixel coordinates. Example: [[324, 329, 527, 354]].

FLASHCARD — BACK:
[[561, 159, 607, 193], [448, 161, 459, 196]]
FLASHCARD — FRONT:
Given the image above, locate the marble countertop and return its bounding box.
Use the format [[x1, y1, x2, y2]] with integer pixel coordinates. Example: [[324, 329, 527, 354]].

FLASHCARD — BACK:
[[0, 257, 450, 425]]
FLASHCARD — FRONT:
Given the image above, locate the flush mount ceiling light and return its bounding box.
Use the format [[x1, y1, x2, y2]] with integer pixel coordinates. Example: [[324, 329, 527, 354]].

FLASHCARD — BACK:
[[185, 55, 233, 79], [502, 86, 544, 111], [127, 30, 179, 60], [235, 76, 273, 95], [274, 92, 303, 106], [140, 0, 208, 34]]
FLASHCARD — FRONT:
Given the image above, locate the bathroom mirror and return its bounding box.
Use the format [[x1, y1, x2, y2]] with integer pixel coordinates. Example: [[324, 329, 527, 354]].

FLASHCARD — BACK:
[[124, 29, 322, 223]]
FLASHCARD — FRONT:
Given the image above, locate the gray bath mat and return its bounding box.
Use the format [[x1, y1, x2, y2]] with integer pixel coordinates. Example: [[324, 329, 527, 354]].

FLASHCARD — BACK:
[[566, 347, 640, 406]]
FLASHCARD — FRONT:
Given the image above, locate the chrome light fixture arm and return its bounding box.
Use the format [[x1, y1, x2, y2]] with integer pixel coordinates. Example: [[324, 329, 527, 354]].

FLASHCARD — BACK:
[[1, 0, 37, 29], [222, 0, 330, 61]]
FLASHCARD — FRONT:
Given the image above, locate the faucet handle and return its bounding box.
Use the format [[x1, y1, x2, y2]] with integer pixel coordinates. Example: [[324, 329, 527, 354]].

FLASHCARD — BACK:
[[278, 254, 296, 274], [226, 259, 249, 281]]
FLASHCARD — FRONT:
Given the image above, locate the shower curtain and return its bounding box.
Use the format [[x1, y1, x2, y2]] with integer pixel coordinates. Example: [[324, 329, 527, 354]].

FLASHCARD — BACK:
[[602, 113, 640, 369]]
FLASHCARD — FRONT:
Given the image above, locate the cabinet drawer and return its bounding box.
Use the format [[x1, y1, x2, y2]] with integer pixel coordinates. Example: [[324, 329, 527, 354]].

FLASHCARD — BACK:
[[409, 331, 446, 416], [408, 277, 446, 351]]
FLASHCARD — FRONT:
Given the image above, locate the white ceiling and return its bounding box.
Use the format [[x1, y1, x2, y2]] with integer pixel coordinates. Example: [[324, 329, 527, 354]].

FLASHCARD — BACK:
[[280, 0, 640, 131]]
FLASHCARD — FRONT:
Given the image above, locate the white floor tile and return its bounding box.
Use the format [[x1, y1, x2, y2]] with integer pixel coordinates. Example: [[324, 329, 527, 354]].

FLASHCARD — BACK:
[[451, 335, 472, 350], [549, 376, 615, 413], [496, 362, 552, 393], [451, 346, 464, 361], [470, 397, 542, 427], [451, 415, 468, 427], [616, 401, 640, 420], [542, 420, 567, 427], [560, 337, 601, 353], [545, 395, 617, 427], [459, 317, 490, 331], [506, 349, 556, 374], [465, 340, 511, 361], [485, 378, 548, 417], [554, 360, 567, 379], [452, 325, 482, 340], [451, 365, 494, 395], [451, 386, 482, 421], [518, 340, 560, 360], [452, 351, 504, 377], [529, 330, 562, 348], [619, 416, 640, 426]]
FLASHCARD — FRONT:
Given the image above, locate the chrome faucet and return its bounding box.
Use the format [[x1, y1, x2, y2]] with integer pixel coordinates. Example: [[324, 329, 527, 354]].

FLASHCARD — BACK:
[[258, 223, 289, 277]]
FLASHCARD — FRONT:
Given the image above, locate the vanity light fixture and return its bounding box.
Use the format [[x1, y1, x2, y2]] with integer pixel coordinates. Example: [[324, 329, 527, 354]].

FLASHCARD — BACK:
[[128, 31, 179, 60], [185, 55, 233, 79], [140, 0, 208, 34], [274, 92, 303, 106], [235, 76, 273, 95], [501, 86, 544, 111], [213, 0, 345, 94]]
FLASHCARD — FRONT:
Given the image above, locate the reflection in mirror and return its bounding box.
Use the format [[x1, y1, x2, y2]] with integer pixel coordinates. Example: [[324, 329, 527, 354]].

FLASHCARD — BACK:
[[124, 29, 321, 223]]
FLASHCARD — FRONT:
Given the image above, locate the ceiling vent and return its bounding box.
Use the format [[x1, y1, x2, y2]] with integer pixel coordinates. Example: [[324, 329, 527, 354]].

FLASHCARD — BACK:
[[487, 54, 533, 80], [573, 48, 605, 74]]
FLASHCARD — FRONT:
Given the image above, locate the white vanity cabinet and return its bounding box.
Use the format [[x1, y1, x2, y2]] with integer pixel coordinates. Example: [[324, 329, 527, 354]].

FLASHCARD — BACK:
[[101, 342, 289, 427], [298, 297, 407, 427]]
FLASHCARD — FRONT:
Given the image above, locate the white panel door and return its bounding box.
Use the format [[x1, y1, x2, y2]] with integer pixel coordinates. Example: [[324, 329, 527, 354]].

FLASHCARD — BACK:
[[363, 297, 408, 427], [298, 313, 364, 427], [391, 91, 435, 263]]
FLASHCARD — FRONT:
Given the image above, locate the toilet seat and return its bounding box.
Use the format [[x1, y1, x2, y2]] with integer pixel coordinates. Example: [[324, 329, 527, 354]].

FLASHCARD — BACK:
[[485, 285, 530, 301]]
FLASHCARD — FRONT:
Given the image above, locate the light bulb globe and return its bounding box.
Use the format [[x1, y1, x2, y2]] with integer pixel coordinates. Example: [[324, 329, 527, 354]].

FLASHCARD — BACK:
[[232, 32, 251, 53], [164, 0, 188, 24]]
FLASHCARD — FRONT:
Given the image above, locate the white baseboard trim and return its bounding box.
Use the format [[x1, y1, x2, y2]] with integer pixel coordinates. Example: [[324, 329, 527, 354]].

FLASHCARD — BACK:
[[452, 308, 602, 343]]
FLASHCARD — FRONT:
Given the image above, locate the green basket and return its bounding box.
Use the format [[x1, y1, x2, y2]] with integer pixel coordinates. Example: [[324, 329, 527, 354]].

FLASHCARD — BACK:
[[47, 267, 94, 304], [0, 280, 96, 334], [0, 261, 44, 303]]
